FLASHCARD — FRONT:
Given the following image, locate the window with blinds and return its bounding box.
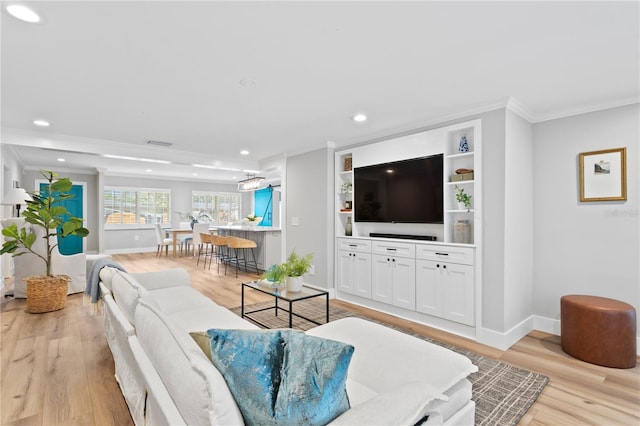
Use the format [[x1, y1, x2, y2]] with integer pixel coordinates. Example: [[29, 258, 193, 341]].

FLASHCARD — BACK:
[[192, 191, 241, 224], [104, 187, 171, 227]]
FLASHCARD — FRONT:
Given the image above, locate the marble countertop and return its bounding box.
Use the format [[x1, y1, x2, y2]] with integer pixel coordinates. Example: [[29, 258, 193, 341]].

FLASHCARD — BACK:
[[214, 225, 281, 232]]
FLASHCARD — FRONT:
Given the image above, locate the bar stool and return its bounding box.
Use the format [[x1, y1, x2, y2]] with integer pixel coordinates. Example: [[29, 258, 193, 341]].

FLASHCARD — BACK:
[[225, 236, 258, 277], [211, 235, 229, 273], [198, 233, 214, 269]]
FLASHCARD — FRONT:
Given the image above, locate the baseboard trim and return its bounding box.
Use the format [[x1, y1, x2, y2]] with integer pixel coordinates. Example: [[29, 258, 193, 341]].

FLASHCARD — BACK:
[[477, 316, 534, 351], [106, 247, 157, 255]]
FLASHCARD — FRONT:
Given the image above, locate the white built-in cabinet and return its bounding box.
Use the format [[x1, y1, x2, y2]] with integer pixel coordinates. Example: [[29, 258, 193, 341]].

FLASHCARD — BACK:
[[371, 241, 416, 310], [415, 245, 474, 326], [336, 238, 371, 298], [334, 119, 480, 329]]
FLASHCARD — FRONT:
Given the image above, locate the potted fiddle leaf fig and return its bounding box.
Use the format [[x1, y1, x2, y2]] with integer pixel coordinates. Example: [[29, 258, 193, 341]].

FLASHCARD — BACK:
[[282, 250, 314, 292], [0, 170, 89, 313]]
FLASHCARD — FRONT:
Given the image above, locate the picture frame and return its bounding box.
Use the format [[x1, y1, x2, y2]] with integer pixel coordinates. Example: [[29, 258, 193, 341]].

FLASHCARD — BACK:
[[579, 147, 627, 202]]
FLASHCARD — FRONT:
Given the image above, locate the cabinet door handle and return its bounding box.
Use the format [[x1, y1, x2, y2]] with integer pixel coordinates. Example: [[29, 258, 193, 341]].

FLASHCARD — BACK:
[[392, 258, 396, 262], [435, 252, 449, 256], [443, 265, 447, 269], [436, 264, 440, 268], [349, 244, 358, 248], [386, 248, 397, 251]]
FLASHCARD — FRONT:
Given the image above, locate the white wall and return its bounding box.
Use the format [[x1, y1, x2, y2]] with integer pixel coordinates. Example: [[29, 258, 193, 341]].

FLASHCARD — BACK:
[[504, 109, 534, 330], [533, 103, 639, 336], [286, 148, 332, 290]]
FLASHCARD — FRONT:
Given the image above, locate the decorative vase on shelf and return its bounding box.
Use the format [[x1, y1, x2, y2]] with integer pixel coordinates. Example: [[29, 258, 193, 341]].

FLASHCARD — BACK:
[[458, 134, 469, 153], [345, 217, 352, 236], [454, 220, 471, 244]]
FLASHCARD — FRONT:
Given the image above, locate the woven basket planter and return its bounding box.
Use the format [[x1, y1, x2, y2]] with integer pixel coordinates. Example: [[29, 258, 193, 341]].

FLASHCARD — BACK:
[[26, 275, 69, 313]]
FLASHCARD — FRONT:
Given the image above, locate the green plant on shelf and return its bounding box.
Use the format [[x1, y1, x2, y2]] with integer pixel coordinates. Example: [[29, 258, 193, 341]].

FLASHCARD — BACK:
[[340, 180, 352, 194], [454, 185, 472, 212]]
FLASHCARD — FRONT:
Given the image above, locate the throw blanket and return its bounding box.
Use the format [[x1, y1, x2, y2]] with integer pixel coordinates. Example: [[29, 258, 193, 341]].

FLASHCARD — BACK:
[[85, 258, 126, 303]]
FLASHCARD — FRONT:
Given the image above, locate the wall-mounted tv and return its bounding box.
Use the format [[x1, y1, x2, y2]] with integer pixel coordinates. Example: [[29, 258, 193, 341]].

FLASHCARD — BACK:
[[354, 154, 443, 224]]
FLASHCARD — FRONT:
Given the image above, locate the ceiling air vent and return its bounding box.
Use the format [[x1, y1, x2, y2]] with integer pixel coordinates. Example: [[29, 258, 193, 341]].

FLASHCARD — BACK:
[[146, 140, 173, 147]]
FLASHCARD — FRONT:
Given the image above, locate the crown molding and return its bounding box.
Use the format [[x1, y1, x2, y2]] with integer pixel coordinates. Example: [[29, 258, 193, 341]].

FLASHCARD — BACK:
[[531, 97, 640, 123]]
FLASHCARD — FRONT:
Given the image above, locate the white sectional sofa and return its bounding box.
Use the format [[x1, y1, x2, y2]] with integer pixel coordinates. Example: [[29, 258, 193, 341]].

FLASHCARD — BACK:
[[98, 267, 478, 426]]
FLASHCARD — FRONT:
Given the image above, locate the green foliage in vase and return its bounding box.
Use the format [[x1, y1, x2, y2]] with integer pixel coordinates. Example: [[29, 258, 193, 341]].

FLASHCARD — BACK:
[[261, 263, 287, 283], [454, 185, 472, 211], [283, 250, 314, 277]]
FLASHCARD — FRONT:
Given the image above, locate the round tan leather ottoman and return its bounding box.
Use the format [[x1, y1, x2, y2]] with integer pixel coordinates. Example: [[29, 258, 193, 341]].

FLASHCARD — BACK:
[[561, 295, 637, 368]]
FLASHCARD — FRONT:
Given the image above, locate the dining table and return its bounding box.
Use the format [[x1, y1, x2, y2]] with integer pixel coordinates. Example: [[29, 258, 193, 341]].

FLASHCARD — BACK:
[[166, 228, 193, 257]]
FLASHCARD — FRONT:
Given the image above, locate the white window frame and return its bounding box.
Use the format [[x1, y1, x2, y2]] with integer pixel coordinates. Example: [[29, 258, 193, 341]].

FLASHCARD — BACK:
[[104, 186, 172, 229], [192, 190, 242, 225]]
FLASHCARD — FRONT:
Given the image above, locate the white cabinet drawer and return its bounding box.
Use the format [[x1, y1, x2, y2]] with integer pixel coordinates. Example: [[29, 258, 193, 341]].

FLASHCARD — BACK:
[[337, 238, 371, 253], [371, 241, 415, 258], [415, 244, 474, 265]]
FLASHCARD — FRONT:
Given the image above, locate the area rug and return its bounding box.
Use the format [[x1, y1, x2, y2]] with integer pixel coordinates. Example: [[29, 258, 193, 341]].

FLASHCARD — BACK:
[[231, 300, 549, 426]]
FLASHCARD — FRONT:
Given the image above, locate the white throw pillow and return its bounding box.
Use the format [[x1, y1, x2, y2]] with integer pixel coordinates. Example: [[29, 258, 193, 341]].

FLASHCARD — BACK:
[[99, 266, 119, 291], [112, 271, 148, 325]]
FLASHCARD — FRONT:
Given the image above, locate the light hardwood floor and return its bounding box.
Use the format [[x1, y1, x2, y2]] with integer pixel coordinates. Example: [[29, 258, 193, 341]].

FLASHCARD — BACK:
[[1, 252, 638, 425]]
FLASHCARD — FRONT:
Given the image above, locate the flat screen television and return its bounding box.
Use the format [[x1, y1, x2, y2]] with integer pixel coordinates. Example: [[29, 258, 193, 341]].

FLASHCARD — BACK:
[[354, 154, 443, 224]]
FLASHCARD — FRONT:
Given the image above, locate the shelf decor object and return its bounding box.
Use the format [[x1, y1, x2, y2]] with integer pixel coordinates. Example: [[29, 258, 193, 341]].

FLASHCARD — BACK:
[[454, 220, 471, 244], [458, 133, 469, 153], [345, 217, 352, 236], [579, 147, 627, 202], [344, 157, 353, 171]]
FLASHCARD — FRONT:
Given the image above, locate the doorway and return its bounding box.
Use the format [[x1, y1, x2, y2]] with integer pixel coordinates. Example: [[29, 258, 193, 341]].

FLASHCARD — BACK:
[[38, 181, 87, 255]]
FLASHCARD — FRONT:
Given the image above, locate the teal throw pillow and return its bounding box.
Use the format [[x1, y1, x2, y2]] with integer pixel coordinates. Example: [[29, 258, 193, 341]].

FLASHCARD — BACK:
[[207, 328, 354, 426]]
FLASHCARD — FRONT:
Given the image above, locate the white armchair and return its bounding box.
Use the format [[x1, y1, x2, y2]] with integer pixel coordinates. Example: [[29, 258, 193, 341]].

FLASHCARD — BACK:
[[2, 219, 86, 298]]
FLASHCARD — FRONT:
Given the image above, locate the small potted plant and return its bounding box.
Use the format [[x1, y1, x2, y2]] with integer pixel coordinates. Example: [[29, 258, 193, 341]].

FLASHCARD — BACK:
[[0, 171, 90, 313], [242, 213, 262, 227], [260, 263, 287, 288], [282, 250, 313, 292], [454, 185, 472, 212]]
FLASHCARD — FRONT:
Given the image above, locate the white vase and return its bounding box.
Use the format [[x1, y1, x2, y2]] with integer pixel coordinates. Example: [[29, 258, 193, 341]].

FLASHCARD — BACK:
[[286, 276, 303, 292], [454, 220, 471, 244]]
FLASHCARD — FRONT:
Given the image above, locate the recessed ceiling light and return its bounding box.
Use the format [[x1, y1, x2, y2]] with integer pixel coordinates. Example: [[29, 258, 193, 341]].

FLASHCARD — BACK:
[[240, 150, 249, 156], [33, 119, 50, 127], [57, 158, 65, 162], [353, 114, 367, 122], [6, 4, 41, 23], [145, 169, 152, 173], [192, 173, 198, 176]]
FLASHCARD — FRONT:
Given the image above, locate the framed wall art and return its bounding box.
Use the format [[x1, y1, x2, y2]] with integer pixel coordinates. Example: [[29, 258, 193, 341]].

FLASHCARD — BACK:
[[579, 147, 627, 202]]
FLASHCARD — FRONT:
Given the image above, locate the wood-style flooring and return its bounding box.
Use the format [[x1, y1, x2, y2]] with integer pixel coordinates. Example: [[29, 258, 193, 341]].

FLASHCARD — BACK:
[[1, 252, 638, 425]]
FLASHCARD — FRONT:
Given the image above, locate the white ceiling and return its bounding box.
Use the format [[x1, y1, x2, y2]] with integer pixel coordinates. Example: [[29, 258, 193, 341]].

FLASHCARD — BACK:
[[2, 1, 638, 183]]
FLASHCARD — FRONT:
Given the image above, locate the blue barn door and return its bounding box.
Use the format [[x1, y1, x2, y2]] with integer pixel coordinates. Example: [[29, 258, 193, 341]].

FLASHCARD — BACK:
[[254, 187, 273, 226], [40, 183, 84, 255]]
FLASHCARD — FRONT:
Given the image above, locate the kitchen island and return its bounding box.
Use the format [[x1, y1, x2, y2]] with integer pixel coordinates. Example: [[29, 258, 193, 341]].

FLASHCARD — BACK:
[[214, 225, 282, 271]]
